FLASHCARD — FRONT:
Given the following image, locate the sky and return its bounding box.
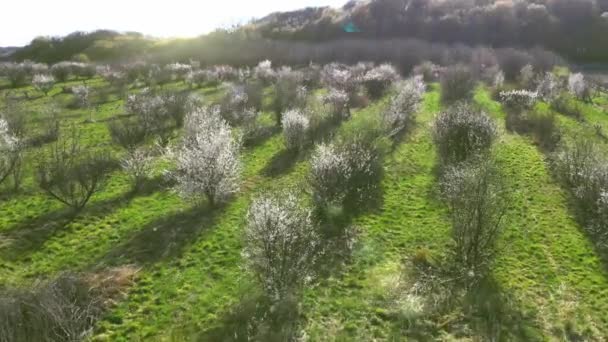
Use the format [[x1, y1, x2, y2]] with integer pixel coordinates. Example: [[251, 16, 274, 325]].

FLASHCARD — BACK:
[[0, 0, 348, 46]]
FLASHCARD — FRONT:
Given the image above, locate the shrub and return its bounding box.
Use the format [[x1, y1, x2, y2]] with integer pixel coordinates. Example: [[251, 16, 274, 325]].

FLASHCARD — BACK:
[[71, 85, 90, 109], [552, 138, 608, 241], [124, 61, 150, 84], [36, 129, 113, 211], [433, 103, 497, 166], [499, 89, 538, 113], [321, 63, 352, 89], [382, 76, 425, 138], [253, 60, 276, 84], [310, 135, 383, 209], [0, 62, 44, 88], [492, 69, 505, 89], [244, 192, 318, 302], [147, 65, 173, 87], [240, 108, 264, 144], [322, 88, 350, 120], [219, 84, 250, 123], [568, 73, 591, 102], [412, 61, 442, 82], [281, 109, 310, 152], [440, 65, 476, 104], [32, 74, 55, 95], [50, 62, 73, 82], [174, 106, 241, 206], [496, 48, 533, 82], [121, 148, 153, 190], [440, 159, 508, 281], [535, 72, 560, 102], [125, 90, 169, 136], [528, 112, 562, 151], [0, 117, 22, 186], [108, 117, 147, 152], [0, 273, 103, 342], [97, 66, 127, 90], [73, 63, 96, 80], [362, 63, 400, 99], [160, 91, 197, 128], [272, 67, 307, 126], [302, 63, 322, 88], [30, 105, 60, 147], [518, 64, 535, 88], [243, 81, 264, 112], [164, 62, 192, 81], [550, 95, 583, 121], [185, 70, 207, 88]]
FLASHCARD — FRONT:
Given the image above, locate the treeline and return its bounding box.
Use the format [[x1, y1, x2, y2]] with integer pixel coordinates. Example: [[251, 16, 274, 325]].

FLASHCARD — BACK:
[[8, 30, 153, 64], [254, 0, 608, 63], [151, 34, 563, 77]]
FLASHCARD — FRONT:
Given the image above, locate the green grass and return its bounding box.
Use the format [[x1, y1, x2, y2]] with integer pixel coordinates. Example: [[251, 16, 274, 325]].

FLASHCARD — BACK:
[[1, 79, 608, 340]]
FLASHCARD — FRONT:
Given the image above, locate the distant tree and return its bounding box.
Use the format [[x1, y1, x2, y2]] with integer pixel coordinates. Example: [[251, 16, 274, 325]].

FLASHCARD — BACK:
[[362, 63, 400, 99], [32, 74, 55, 95], [440, 65, 476, 104]]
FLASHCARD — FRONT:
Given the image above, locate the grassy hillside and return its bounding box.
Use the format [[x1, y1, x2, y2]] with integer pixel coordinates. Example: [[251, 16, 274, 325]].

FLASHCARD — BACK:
[[1, 72, 608, 340]]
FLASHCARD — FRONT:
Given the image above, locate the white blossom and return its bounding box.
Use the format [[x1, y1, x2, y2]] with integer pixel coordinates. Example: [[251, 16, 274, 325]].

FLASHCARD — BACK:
[[383, 76, 425, 137], [0, 117, 20, 184], [568, 73, 588, 99], [121, 148, 154, 187], [536, 72, 560, 101], [71, 85, 90, 108], [32, 74, 55, 95], [243, 192, 318, 301], [499, 89, 538, 111], [174, 106, 241, 205], [253, 60, 276, 83], [281, 109, 310, 151]]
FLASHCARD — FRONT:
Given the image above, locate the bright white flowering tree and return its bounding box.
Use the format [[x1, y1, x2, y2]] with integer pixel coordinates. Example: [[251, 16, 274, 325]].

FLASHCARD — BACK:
[[382, 76, 425, 137], [174, 106, 241, 207], [281, 109, 310, 152], [243, 192, 318, 301], [568, 73, 588, 100]]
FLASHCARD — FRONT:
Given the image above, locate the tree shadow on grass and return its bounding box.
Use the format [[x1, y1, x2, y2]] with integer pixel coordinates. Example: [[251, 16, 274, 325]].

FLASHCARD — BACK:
[[243, 125, 280, 149], [98, 203, 225, 267], [0, 176, 172, 261], [260, 148, 303, 178], [388, 270, 544, 341], [461, 276, 544, 341], [313, 185, 385, 279], [193, 291, 301, 342]]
